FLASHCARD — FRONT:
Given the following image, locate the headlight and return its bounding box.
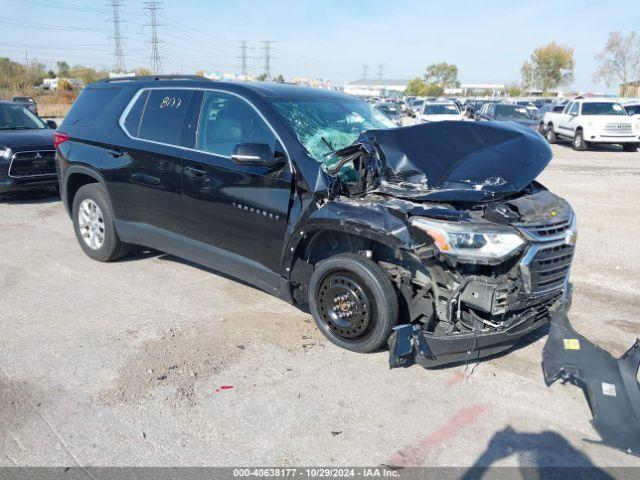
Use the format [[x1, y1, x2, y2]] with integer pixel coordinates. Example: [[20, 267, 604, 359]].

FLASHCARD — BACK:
[[411, 217, 525, 263], [0, 147, 10, 159]]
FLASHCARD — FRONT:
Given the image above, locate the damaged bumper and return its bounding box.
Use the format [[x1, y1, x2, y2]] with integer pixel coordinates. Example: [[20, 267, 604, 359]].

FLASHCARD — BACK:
[[541, 312, 640, 456], [389, 295, 566, 368]]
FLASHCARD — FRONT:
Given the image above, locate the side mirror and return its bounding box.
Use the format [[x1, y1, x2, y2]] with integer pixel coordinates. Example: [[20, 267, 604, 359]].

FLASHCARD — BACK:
[[231, 143, 285, 168], [46, 120, 57, 129]]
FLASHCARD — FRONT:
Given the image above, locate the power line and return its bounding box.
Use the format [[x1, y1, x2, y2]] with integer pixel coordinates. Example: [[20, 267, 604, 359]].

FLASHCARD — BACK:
[[107, 0, 127, 73], [260, 40, 275, 80], [142, 1, 163, 75]]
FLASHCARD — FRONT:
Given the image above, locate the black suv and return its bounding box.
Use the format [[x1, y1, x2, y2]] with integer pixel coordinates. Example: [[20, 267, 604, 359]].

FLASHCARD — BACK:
[[0, 101, 58, 194], [56, 76, 576, 367]]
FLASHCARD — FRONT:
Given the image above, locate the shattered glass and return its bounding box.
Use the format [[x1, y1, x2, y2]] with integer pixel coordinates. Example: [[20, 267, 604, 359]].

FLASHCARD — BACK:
[[270, 97, 395, 181]]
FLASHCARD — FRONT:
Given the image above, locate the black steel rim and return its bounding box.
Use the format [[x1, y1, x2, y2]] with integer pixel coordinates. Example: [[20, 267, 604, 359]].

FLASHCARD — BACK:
[[316, 271, 374, 340]]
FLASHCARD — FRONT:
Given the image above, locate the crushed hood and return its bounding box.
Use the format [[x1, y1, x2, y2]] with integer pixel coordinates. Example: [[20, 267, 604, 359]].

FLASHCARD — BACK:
[[343, 121, 552, 202]]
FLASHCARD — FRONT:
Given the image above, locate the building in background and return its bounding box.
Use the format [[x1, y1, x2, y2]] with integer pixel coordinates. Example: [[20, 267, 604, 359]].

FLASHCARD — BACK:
[[620, 80, 640, 97], [41, 78, 84, 90], [344, 78, 409, 98], [448, 83, 505, 97], [290, 77, 332, 89]]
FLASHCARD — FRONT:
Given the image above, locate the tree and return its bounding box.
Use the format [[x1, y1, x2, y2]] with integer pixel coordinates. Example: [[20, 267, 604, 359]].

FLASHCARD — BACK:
[[594, 31, 640, 96], [56, 61, 70, 77], [404, 77, 427, 96], [69, 65, 106, 85], [521, 42, 574, 93], [256, 73, 268, 81], [424, 83, 444, 96], [424, 63, 459, 88], [274, 74, 285, 83], [506, 83, 523, 97], [137, 67, 153, 76]]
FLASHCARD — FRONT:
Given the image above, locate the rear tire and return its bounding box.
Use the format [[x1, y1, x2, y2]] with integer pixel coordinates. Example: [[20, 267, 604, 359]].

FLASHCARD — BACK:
[[546, 124, 558, 144], [72, 183, 130, 262], [572, 129, 588, 151], [623, 143, 639, 152], [308, 253, 398, 353]]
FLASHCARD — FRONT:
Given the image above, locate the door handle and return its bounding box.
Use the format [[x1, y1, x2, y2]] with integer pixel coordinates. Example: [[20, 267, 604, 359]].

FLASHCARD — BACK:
[[131, 173, 160, 186], [185, 166, 207, 178], [106, 148, 124, 158]]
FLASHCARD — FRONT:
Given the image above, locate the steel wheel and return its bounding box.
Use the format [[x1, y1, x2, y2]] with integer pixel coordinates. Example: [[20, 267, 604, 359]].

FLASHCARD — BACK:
[[316, 271, 374, 340], [78, 199, 105, 250]]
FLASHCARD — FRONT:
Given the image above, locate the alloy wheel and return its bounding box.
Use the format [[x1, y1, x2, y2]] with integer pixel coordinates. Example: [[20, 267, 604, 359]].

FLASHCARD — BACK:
[[78, 199, 105, 250]]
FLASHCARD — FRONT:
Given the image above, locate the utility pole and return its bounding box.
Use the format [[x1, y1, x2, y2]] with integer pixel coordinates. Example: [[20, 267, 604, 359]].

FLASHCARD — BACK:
[[143, 1, 163, 75], [24, 51, 30, 88], [362, 64, 368, 79], [377, 63, 384, 80], [260, 40, 275, 80], [239, 40, 248, 78], [107, 0, 127, 73]]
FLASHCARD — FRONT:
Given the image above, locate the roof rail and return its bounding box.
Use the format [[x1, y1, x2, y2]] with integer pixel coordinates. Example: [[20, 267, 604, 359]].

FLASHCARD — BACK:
[[104, 75, 211, 83]]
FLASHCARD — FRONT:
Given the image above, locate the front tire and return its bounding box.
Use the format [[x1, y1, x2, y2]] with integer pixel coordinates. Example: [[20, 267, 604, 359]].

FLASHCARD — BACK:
[[72, 183, 130, 262], [546, 124, 558, 144], [308, 253, 399, 353], [572, 129, 588, 151], [623, 143, 639, 152]]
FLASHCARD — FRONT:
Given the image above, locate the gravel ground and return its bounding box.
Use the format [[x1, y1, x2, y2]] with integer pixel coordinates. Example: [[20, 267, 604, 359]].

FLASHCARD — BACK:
[[0, 140, 639, 469]]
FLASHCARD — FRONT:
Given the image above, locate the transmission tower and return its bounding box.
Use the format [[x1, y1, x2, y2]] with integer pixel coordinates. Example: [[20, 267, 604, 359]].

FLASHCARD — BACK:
[[362, 64, 368, 79], [143, 1, 163, 75], [107, 0, 127, 73], [239, 40, 249, 77], [377, 63, 384, 80], [260, 40, 275, 80]]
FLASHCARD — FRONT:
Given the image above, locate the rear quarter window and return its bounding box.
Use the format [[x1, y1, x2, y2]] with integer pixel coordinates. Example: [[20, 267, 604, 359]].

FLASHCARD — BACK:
[[64, 87, 122, 127], [135, 89, 194, 145]]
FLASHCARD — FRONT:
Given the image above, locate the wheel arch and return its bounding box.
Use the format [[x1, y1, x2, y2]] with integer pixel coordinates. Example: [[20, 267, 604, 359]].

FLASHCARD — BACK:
[[63, 165, 108, 217]]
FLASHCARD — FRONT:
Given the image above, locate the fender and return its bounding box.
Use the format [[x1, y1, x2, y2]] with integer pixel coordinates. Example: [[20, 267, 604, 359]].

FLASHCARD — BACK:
[[281, 199, 416, 278], [62, 164, 111, 216]]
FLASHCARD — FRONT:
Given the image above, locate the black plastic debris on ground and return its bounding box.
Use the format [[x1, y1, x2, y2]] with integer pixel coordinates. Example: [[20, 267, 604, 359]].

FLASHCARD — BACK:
[[542, 312, 640, 456]]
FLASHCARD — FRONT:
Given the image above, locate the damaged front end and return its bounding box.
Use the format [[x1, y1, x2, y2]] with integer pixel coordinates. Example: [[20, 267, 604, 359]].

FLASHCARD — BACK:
[[542, 312, 640, 456], [316, 122, 577, 368]]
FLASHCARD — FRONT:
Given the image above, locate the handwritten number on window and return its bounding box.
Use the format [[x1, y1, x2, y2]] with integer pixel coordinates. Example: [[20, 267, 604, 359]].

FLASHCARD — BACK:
[[159, 96, 182, 109]]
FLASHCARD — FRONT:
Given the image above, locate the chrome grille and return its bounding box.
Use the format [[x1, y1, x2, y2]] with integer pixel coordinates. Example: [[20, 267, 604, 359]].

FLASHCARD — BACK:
[[8, 150, 56, 178], [520, 218, 572, 239], [604, 123, 633, 134]]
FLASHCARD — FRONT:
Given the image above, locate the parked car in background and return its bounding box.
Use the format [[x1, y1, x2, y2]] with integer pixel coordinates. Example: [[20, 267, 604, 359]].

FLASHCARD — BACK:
[[55, 76, 575, 366], [475, 103, 537, 129], [535, 103, 566, 129], [375, 101, 402, 125], [542, 98, 639, 151], [407, 98, 424, 117], [419, 101, 464, 122], [0, 101, 58, 194], [12, 96, 38, 115], [515, 100, 539, 116]]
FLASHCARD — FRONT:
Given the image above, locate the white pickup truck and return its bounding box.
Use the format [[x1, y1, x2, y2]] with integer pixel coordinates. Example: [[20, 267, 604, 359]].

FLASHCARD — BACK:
[[542, 98, 640, 151]]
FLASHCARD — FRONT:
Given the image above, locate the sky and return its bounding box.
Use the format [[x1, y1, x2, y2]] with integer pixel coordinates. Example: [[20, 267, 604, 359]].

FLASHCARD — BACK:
[[1, 0, 639, 93]]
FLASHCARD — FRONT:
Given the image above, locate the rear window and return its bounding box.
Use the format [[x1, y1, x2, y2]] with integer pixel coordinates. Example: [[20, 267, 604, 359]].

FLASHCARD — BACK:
[[64, 87, 122, 127], [135, 89, 194, 145]]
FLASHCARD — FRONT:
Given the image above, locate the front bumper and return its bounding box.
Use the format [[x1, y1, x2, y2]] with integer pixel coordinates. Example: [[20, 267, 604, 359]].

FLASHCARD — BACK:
[[389, 288, 570, 368], [0, 176, 58, 194], [542, 312, 640, 456]]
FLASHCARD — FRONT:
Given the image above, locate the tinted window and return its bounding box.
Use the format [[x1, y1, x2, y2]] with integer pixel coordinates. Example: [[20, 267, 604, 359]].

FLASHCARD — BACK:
[[626, 105, 640, 115], [0, 104, 46, 130], [123, 90, 150, 137], [138, 89, 194, 145], [553, 105, 565, 112], [582, 102, 627, 116], [65, 87, 121, 127], [196, 91, 277, 157]]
